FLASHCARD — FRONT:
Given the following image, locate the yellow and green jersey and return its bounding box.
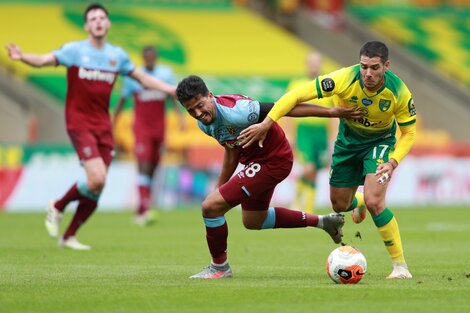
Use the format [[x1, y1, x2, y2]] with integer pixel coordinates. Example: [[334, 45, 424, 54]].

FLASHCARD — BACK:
[[314, 64, 416, 141], [268, 64, 417, 163]]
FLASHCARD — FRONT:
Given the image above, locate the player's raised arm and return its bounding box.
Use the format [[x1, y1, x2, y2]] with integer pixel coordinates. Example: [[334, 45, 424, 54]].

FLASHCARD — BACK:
[[130, 67, 176, 97], [5, 43, 56, 67]]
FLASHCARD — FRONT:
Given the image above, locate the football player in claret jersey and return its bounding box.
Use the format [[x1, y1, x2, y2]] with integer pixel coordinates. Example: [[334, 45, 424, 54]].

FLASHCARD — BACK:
[[239, 41, 417, 279], [5, 3, 176, 250], [176, 75, 363, 279], [114, 46, 185, 226]]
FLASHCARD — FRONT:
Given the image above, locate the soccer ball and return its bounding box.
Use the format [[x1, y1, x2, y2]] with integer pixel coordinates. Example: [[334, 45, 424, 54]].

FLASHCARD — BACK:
[[326, 245, 367, 284]]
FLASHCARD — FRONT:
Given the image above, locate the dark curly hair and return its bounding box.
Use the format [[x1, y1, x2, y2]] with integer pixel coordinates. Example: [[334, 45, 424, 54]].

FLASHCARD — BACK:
[[176, 75, 209, 103]]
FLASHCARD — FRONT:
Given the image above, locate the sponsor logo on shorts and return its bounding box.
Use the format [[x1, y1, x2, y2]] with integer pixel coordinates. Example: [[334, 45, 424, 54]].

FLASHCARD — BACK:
[[83, 146, 92, 158]]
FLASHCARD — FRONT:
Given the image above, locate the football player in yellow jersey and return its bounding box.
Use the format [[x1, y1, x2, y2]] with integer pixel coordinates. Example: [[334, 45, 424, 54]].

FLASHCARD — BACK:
[[238, 41, 416, 279], [285, 52, 335, 213]]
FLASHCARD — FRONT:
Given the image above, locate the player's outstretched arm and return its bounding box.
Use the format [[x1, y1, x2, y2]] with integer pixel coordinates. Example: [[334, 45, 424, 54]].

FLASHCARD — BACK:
[[130, 68, 176, 97], [287, 103, 363, 119], [5, 43, 56, 67]]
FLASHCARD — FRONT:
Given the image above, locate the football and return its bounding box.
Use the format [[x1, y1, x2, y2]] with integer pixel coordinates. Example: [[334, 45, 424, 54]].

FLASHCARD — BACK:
[[326, 245, 367, 284]]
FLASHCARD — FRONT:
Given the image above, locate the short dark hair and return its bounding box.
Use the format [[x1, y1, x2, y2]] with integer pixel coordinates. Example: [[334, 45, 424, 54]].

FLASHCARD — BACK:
[[360, 41, 389, 63], [142, 45, 158, 57], [83, 3, 108, 22], [176, 75, 209, 103]]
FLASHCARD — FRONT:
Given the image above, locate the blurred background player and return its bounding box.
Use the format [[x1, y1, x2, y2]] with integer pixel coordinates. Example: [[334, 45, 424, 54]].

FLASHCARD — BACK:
[[5, 3, 176, 250], [285, 51, 336, 213], [176, 75, 363, 279], [114, 46, 185, 226], [239, 41, 416, 279]]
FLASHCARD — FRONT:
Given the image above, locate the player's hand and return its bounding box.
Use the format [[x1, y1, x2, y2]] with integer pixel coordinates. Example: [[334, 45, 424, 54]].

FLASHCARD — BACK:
[[330, 106, 363, 119], [237, 121, 271, 148], [5, 43, 22, 61], [375, 162, 394, 185]]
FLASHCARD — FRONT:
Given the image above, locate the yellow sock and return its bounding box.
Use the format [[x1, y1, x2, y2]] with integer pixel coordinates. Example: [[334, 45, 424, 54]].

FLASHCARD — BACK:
[[355, 192, 365, 209], [304, 186, 316, 214], [293, 180, 305, 210], [373, 208, 406, 264]]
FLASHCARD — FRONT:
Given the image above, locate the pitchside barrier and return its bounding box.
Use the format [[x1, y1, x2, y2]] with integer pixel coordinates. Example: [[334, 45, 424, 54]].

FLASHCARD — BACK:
[[1, 143, 470, 212]]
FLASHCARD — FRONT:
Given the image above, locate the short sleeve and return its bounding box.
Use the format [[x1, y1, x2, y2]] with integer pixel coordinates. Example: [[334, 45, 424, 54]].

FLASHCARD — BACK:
[[229, 99, 260, 127], [120, 76, 137, 99], [53, 42, 79, 68], [162, 66, 176, 85], [118, 48, 135, 76], [315, 66, 358, 99]]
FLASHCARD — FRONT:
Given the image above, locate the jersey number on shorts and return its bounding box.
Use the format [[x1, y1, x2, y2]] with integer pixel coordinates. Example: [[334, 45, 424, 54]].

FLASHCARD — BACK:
[[372, 145, 389, 159], [245, 163, 261, 178]]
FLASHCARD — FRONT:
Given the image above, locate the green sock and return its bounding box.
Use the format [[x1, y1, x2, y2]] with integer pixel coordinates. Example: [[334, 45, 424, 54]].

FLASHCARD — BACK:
[[345, 197, 358, 212]]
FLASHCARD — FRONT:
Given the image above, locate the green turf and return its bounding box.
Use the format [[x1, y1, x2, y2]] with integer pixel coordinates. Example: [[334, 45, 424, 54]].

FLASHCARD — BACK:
[[1, 207, 469, 313]]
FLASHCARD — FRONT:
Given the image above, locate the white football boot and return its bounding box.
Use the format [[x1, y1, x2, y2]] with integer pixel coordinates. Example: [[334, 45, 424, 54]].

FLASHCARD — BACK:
[[58, 236, 91, 251], [45, 200, 63, 238], [387, 263, 412, 279]]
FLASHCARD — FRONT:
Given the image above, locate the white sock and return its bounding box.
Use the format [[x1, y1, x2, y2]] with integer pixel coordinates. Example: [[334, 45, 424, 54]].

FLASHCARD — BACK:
[[317, 215, 324, 229]]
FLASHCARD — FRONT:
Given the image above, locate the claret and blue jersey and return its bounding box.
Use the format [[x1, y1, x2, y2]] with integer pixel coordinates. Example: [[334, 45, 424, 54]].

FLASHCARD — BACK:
[[53, 39, 134, 130], [198, 95, 260, 147], [120, 65, 175, 138], [198, 94, 292, 165]]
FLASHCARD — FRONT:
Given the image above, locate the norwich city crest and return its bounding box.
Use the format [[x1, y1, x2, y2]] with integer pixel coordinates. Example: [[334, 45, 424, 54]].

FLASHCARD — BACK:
[[379, 99, 391, 112]]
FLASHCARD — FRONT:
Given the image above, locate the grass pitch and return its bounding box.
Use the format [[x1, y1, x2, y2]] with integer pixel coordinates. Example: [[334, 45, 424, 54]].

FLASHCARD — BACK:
[[1, 207, 469, 313]]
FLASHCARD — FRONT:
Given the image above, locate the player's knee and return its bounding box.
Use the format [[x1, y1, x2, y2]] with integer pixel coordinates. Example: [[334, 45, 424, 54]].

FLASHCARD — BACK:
[[242, 219, 262, 230], [330, 197, 348, 212], [364, 197, 382, 215], [201, 198, 220, 217], [88, 174, 106, 193]]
